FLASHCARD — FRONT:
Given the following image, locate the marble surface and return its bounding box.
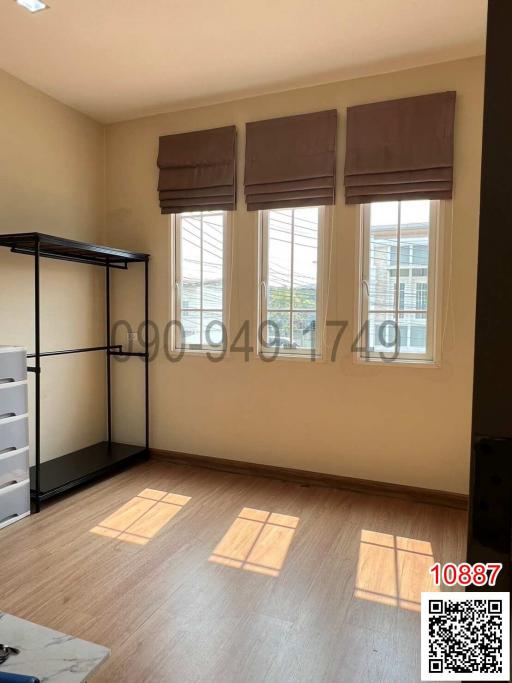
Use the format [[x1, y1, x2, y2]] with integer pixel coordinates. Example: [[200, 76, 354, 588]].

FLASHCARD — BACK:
[[0, 613, 109, 682]]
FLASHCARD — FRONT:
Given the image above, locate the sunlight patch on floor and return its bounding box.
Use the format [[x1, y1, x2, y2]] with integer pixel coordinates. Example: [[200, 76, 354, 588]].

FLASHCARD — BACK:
[[355, 529, 439, 611], [209, 507, 299, 577], [91, 488, 191, 545]]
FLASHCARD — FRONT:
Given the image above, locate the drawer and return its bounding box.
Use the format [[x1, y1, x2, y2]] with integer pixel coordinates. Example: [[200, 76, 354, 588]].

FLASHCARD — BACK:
[[0, 479, 30, 530], [0, 382, 28, 419], [0, 447, 29, 489], [0, 415, 29, 453], [0, 348, 27, 383]]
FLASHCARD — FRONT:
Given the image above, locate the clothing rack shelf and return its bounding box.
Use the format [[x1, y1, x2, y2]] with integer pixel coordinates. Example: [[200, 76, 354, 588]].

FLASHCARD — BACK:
[[28, 442, 145, 501], [0, 232, 150, 511]]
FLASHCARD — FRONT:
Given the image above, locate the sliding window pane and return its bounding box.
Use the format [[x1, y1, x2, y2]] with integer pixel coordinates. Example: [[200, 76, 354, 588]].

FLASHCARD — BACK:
[[202, 214, 224, 310], [180, 215, 201, 309], [368, 202, 398, 311], [292, 207, 319, 310], [268, 209, 292, 310], [399, 201, 429, 324], [261, 206, 323, 356], [362, 198, 435, 361], [175, 211, 227, 350]]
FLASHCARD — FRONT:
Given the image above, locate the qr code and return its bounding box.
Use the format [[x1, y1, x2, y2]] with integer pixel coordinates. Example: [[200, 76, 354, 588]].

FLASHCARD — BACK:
[[421, 592, 510, 681]]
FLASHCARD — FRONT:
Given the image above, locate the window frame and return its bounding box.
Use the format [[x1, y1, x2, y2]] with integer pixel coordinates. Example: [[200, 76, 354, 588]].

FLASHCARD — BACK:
[[171, 210, 231, 354], [357, 199, 441, 365], [258, 205, 327, 360]]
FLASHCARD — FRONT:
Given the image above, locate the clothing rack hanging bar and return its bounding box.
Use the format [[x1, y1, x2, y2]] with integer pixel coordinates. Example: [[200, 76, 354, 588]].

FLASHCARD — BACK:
[[27, 345, 122, 358], [109, 351, 148, 357]]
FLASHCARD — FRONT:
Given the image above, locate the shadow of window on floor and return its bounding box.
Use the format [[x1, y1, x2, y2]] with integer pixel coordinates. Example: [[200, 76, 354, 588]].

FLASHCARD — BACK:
[[90, 488, 191, 545], [355, 529, 439, 611], [209, 507, 299, 577]]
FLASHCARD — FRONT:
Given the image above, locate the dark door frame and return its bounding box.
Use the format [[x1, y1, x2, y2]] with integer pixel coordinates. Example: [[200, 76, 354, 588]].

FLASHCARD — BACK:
[[467, 0, 512, 594]]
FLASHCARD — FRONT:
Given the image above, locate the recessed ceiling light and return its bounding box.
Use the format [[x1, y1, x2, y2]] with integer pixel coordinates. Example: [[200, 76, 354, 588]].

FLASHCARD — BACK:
[[15, 0, 49, 13]]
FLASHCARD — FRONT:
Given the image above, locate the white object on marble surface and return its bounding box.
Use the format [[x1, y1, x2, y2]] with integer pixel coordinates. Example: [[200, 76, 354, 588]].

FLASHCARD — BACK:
[[0, 612, 109, 682]]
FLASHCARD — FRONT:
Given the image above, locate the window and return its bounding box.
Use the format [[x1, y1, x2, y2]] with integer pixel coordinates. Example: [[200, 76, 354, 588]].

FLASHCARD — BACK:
[[173, 210, 229, 351], [360, 199, 439, 363], [259, 206, 325, 357]]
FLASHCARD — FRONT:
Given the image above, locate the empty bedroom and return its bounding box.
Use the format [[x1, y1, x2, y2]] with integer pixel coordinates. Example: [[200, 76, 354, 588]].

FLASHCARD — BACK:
[[0, 1, 510, 682]]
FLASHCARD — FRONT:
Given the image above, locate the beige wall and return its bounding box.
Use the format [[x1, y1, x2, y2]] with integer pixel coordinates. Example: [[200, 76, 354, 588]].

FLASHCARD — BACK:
[[0, 69, 106, 462], [0, 57, 484, 492], [105, 56, 484, 495]]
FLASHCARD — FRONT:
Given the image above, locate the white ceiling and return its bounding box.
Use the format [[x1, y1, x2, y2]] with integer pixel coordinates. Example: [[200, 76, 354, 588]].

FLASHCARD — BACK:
[[0, 0, 487, 123]]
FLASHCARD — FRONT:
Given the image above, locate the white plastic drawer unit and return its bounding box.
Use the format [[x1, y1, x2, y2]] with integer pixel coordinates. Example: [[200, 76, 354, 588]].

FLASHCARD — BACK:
[[0, 346, 27, 384], [0, 382, 28, 419], [0, 447, 29, 489], [0, 348, 30, 532], [0, 415, 29, 453], [0, 480, 30, 530]]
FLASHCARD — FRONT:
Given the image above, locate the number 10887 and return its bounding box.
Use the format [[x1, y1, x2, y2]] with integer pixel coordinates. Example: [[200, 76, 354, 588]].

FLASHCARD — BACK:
[[429, 562, 502, 587]]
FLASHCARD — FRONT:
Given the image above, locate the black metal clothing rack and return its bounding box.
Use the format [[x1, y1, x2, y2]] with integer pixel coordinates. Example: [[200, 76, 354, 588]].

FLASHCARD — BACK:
[[0, 232, 150, 512]]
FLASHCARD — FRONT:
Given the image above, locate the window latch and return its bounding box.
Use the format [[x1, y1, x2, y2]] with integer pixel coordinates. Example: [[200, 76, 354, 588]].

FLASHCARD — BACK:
[[362, 279, 370, 297]]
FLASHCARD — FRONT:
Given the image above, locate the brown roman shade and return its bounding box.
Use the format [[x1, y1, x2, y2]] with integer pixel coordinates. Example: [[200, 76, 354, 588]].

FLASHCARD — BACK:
[[344, 91, 456, 204], [157, 125, 236, 213], [244, 110, 337, 210]]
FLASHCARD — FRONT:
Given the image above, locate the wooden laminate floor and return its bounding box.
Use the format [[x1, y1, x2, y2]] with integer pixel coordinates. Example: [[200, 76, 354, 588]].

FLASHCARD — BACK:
[[0, 459, 467, 683]]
